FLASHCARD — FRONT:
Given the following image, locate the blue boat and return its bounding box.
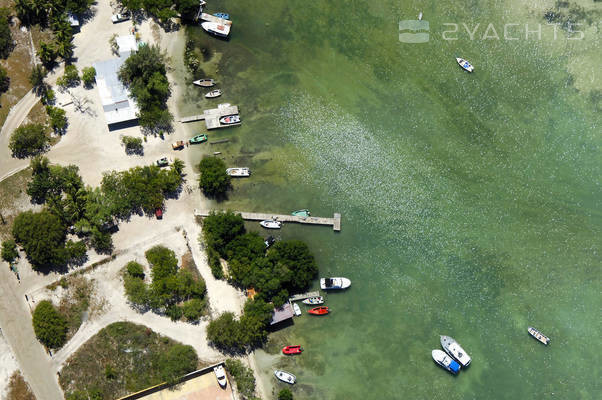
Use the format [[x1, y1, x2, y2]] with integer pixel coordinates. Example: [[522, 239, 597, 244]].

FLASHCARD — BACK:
[[214, 13, 230, 20], [432, 349, 460, 374], [456, 57, 474, 73]]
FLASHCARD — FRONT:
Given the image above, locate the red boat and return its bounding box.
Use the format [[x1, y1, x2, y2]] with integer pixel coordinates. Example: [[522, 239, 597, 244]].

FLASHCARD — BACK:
[[308, 306, 329, 315], [282, 345, 303, 355]]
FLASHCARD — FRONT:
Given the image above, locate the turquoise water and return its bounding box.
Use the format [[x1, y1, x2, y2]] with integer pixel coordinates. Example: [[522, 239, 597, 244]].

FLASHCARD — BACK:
[[180, 0, 601, 398]]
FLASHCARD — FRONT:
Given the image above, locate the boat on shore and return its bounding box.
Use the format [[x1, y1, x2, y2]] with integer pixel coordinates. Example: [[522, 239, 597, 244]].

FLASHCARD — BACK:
[[293, 303, 302, 316], [282, 345, 303, 355], [226, 167, 250, 177], [205, 89, 222, 98], [440, 336, 471, 367], [456, 57, 474, 72], [220, 115, 240, 125], [202, 21, 231, 38], [274, 370, 296, 384], [292, 209, 310, 217], [193, 78, 215, 87], [302, 296, 324, 305], [260, 220, 282, 229], [213, 365, 227, 388], [432, 349, 460, 375], [528, 327, 550, 345], [320, 277, 351, 290], [308, 306, 329, 315]]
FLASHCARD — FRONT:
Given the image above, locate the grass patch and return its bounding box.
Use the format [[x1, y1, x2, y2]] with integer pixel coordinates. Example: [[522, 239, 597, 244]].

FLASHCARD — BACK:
[[57, 275, 93, 342], [59, 322, 199, 400], [6, 370, 36, 400], [180, 251, 200, 279], [0, 167, 33, 240]]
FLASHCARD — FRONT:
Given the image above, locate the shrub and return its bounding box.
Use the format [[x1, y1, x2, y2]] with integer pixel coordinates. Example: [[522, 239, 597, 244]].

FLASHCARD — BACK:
[[157, 343, 198, 384], [121, 135, 143, 155], [224, 359, 256, 399], [125, 261, 145, 279], [207, 312, 245, 351], [0, 7, 13, 59], [58, 64, 80, 88], [181, 298, 205, 322], [198, 157, 230, 198], [1, 240, 18, 263], [65, 240, 87, 263], [46, 105, 68, 133], [207, 246, 224, 279], [12, 210, 67, 270], [90, 227, 113, 254], [81, 66, 96, 87], [9, 123, 48, 158], [32, 300, 67, 348], [278, 389, 293, 400], [0, 65, 9, 93], [123, 275, 148, 306]]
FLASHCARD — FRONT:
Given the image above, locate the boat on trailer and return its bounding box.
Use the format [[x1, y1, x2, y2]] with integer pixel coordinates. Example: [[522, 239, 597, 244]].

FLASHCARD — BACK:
[[432, 349, 461, 375], [528, 327, 550, 345], [274, 370, 296, 384], [456, 57, 474, 72], [302, 296, 324, 305], [320, 277, 351, 290], [440, 336, 472, 367]]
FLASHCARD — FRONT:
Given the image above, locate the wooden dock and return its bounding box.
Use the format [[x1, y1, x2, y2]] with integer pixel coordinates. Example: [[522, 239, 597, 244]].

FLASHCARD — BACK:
[[289, 291, 321, 302], [180, 103, 240, 130], [194, 210, 341, 231]]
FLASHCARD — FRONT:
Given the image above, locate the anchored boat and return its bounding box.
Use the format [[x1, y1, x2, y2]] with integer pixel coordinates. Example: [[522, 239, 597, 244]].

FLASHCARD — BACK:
[[205, 89, 222, 98], [293, 303, 302, 316], [432, 349, 461, 375], [282, 345, 303, 355], [193, 78, 215, 87], [440, 336, 471, 367], [308, 306, 329, 315], [320, 277, 351, 290], [226, 167, 250, 177], [260, 220, 282, 229], [456, 57, 474, 72], [528, 327, 550, 345], [274, 370, 296, 384], [302, 296, 324, 305], [213, 365, 227, 388]]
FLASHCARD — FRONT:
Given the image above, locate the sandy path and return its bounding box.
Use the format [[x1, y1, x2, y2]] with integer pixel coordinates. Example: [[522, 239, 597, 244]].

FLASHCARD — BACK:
[[0, 332, 19, 399]]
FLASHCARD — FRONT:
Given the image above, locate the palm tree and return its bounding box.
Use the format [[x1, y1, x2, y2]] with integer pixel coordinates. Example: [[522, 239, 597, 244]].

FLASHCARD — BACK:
[[29, 64, 47, 95]]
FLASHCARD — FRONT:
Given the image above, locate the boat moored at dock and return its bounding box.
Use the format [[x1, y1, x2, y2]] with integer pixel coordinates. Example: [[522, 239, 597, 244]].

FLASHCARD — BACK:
[[302, 296, 324, 305], [202, 21, 231, 38], [260, 220, 282, 229], [213, 13, 230, 20], [528, 327, 550, 345], [292, 209, 310, 217], [432, 349, 461, 375], [274, 370, 296, 384], [308, 306, 329, 315], [226, 167, 250, 177], [293, 303, 302, 316], [440, 336, 471, 367], [320, 277, 351, 290], [220, 115, 241, 125]]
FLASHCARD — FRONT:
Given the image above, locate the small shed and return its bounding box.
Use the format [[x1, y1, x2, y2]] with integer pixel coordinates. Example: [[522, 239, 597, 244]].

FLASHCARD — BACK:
[[270, 303, 294, 326]]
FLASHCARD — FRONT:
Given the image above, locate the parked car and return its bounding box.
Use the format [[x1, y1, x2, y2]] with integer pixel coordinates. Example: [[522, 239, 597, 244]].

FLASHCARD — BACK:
[[111, 13, 130, 23], [155, 208, 163, 219], [156, 157, 170, 167]]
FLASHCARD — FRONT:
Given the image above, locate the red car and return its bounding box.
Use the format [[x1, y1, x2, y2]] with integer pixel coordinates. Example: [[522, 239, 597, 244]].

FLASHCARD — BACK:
[[155, 208, 163, 219], [308, 306, 329, 315], [282, 345, 303, 355]]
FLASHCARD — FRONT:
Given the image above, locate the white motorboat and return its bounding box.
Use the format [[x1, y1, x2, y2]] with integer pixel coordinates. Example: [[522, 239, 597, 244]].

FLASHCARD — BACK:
[[226, 167, 250, 177], [220, 114, 241, 125], [302, 296, 324, 305], [293, 303, 301, 316], [456, 57, 474, 72], [205, 89, 222, 98], [274, 370, 296, 384], [432, 349, 460, 375], [202, 21, 231, 38], [193, 78, 215, 87], [260, 220, 282, 229], [440, 336, 472, 367], [418, 11, 423, 20], [320, 277, 351, 290], [528, 326, 551, 345], [213, 365, 227, 388]]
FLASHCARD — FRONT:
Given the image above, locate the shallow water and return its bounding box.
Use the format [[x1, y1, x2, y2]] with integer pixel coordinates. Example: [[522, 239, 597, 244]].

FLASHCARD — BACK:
[[182, 0, 601, 398]]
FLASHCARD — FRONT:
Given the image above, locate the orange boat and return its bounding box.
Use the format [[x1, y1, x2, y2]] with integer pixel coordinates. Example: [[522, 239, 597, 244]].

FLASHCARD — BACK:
[[308, 306, 329, 315]]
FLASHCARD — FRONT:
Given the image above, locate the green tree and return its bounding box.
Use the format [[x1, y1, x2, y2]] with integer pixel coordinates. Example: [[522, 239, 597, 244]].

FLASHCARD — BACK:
[[0, 65, 9, 94], [0, 7, 13, 59], [90, 227, 113, 254], [38, 41, 57, 67], [201, 211, 245, 257], [58, 64, 80, 88], [198, 157, 231, 198], [278, 389, 293, 400], [206, 312, 245, 352], [224, 359, 257, 398], [123, 275, 149, 306], [157, 343, 198, 384], [267, 240, 318, 292], [1, 240, 18, 263], [29, 64, 47, 95], [9, 123, 48, 158], [81, 66, 96, 87], [181, 298, 205, 322], [46, 105, 68, 133], [65, 240, 87, 263], [125, 261, 145, 279], [146, 245, 178, 281], [32, 300, 67, 348], [12, 210, 67, 269], [121, 135, 143, 155]]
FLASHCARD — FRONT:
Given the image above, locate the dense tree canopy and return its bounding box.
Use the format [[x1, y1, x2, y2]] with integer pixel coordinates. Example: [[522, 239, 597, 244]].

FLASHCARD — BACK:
[[201, 211, 245, 257], [0, 65, 9, 94], [1, 240, 18, 263], [157, 343, 198, 384], [198, 157, 231, 198], [0, 8, 13, 59], [120, 0, 199, 22], [32, 300, 68, 348], [12, 210, 67, 270], [9, 123, 48, 158]]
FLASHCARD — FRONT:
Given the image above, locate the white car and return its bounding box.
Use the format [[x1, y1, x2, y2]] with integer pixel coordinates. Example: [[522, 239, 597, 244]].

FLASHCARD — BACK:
[[111, 13, 130, 23]]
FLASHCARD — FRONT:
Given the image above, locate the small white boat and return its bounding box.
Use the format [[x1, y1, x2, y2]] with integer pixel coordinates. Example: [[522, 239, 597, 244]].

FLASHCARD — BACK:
[[456, 57, 474, 72], [213, 365, 227, 388], [260, 220, 282, 229], [418, 11, 423, 21], [302, 296, 324, 305], [193, 78, 215, 87], [440, 336, 471, 367], [226, 167, 250, 177], [432, 349, 460, 374], [220, 115, 240, 125], [320, 277, 351, 290], [205, 89, 222, 98], [274, 370, 296, 384], [293, 303, 301, 316], [202, 21, 231, 38], [528, 327, 551, 345]]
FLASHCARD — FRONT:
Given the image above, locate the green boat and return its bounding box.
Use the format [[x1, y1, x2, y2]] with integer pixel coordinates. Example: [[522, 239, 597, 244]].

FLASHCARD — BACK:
[[292, 209, 310, 217], [189, 134, 208, 144]]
